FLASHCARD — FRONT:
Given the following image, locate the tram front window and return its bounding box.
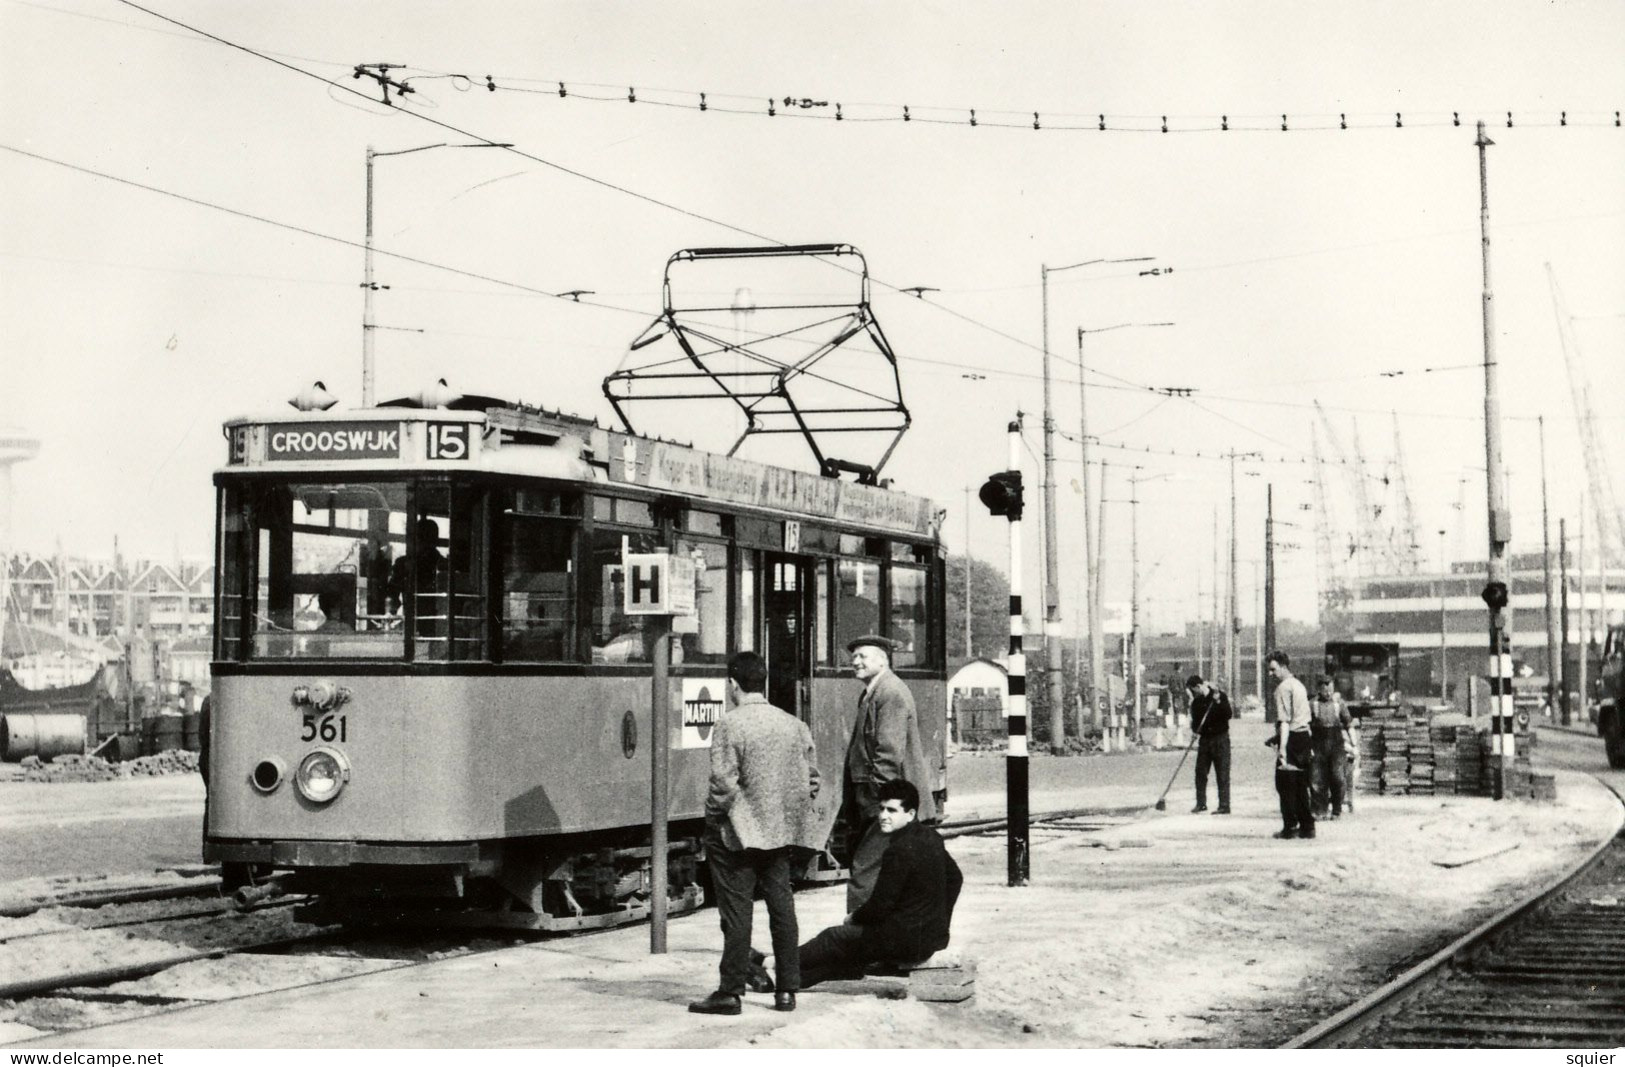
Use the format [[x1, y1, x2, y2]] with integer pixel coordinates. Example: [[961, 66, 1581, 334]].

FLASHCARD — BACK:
[[240, 482, 408, 659], [227, 479, 484, 661]]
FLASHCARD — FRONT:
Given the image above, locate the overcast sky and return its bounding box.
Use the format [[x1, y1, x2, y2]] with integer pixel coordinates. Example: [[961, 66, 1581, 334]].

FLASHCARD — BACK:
[[2, 0, 1622, 632]]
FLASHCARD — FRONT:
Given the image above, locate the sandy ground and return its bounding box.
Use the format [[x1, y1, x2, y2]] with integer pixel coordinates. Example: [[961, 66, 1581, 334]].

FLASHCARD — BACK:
[[5, 741, 1616, 1049]]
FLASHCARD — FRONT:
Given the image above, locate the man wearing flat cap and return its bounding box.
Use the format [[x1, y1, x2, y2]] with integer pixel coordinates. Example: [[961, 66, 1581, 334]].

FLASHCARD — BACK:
[[843, 634, 936, 912]]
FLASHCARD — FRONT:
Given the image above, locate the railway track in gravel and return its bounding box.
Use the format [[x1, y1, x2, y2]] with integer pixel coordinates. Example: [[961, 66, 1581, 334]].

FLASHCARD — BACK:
[[1285, 783, 1625, 1049]]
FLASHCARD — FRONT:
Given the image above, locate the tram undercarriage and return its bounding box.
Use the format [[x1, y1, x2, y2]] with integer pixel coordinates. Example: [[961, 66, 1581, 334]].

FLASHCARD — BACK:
[[215, 822, 858, 932]]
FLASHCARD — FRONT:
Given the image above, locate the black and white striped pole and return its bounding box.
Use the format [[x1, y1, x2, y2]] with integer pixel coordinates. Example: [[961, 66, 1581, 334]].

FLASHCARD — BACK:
[[980, 416, 1029, 886], [1474, 120, 1515, 795]]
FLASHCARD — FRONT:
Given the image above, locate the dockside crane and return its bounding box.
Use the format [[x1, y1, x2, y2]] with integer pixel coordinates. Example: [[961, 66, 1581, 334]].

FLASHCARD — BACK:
[[1548, 263, 1625, 567], [1389, 412, 1424, 574], [1309, 424, 1353, 635]]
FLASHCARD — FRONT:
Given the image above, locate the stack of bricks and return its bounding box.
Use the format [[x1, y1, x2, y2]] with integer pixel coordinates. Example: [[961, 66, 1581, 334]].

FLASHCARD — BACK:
[[1354, 720, 1385, 796], [1379, 715, 1410, 794], [1454, 727, 1482, 795], [1431, 723, 1460, 793], [1406, 714, 1435, 795]]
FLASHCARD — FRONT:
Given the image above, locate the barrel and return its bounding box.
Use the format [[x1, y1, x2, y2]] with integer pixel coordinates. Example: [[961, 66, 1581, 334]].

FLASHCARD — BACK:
[[1, 713, 88, 762], [182, 712, 201, 752], [141, 716, 158, 756], [153, 714, 184, 754]]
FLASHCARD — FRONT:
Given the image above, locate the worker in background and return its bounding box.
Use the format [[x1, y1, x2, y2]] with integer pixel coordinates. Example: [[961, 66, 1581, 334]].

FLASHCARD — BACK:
[[843, 635, 936, 912], [1186, 674, 1233, 814], [1309, 676, 1353, 821], [787, 780, 962, 989], [1267, 651, 1315, 840], [688, 651, 820, 1016]]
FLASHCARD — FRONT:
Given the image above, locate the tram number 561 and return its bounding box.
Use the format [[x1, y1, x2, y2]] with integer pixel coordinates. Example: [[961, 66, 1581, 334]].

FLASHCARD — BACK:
[[426, 423, 469, 461], [301, 714, 349, 743]]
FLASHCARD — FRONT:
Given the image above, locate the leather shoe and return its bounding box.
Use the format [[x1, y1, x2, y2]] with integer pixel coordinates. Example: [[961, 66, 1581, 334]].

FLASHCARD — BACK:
[[688, 990, 742, 1015], [1212, 807, 1231, 815], [1273, 829, 1298, 840], [774, 992, 797, 1012], [746, 949, 774, 993], [1300, 830, 1317, 839], [1190, 804, 1208, 813]]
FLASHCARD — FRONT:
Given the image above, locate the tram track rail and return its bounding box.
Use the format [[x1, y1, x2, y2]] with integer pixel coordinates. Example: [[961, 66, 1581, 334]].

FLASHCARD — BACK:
[[1284, 780, 1625, 1049], [0, 878, 225, 920], [0, 895, 306, 946]]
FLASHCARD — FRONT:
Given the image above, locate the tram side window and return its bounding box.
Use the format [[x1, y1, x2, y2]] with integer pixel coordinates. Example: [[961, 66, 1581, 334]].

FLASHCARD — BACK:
[[216, 489, 250, 658], [674, 538, 728, 665], [835, 558, 881, 653], [248, 482, 408, 660], [590, 527, 657, 663], [889, 564, 928, 668], [411, 484, 487, 662], [499, 490, 578, 662]]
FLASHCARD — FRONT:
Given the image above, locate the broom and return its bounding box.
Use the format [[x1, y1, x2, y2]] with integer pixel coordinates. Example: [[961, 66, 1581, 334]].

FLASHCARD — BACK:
[[1152, 703, 1210, 811]]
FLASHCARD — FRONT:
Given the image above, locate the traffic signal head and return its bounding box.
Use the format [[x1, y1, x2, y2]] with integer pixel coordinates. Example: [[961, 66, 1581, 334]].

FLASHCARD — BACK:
[[979, 470, 1024, 520]]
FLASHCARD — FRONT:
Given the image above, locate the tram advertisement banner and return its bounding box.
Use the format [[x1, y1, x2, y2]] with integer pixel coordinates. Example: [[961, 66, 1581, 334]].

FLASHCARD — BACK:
[[608, 432, 934, 537], [678, 677, 724, 749]]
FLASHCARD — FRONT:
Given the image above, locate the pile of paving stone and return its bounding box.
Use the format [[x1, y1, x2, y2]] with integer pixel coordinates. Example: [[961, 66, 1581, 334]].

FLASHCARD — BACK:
[[16, 748, 201, 782], [17, 753, 123, 783], [124, 749, 201, 776]]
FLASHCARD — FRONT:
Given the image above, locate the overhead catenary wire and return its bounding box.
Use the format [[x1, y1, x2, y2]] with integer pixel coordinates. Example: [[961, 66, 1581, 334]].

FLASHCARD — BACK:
[[414, 67, 1623, 134]]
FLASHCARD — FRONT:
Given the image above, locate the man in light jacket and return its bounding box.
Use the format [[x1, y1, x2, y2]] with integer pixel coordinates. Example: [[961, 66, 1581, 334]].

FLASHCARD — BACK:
[[689, 651, 821, 1016], [844, 634, 936, 912]]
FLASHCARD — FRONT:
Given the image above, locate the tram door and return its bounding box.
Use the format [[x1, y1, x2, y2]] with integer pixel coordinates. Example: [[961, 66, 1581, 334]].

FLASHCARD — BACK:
[[762, 553, 811, 720]]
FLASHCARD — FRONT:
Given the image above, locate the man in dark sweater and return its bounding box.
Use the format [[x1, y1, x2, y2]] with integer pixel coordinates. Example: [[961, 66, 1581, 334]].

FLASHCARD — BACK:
[[1186, 674, 1233, 814], [789, 779, 962, 988]]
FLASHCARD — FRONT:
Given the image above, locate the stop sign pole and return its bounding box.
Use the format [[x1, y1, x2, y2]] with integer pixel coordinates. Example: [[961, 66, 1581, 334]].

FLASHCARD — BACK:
[[624, 548, 696, 952], [980, 416, 1029, 886]]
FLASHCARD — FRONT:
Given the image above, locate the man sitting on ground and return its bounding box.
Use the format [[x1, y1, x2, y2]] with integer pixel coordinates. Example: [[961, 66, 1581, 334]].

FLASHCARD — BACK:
[[781, 779, 963, 989]]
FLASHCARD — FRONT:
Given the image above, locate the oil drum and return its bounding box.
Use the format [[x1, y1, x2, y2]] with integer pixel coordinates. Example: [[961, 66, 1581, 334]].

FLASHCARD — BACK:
[[153, 714, 184, 754], [141, 716, 158, 756], [182, 711, 201, 752], [0, 713, 88, 762]]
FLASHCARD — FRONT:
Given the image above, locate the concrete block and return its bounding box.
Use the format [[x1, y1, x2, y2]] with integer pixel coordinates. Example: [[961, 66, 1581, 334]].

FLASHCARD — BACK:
[[909, 956, 976, 1003]]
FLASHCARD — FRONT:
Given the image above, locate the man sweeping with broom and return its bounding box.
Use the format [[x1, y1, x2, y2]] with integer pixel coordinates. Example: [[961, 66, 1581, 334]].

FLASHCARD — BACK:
[[1185, 675, 1233, 814]]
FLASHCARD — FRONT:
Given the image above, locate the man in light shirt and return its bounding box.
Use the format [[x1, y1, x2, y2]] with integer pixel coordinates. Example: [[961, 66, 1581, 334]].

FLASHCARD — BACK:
[[1267, 651, 1315, 840]]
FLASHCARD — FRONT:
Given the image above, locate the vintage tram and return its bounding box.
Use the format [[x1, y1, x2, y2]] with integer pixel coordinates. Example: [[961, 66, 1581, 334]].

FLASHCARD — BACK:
[[205, 394, 947, 928]]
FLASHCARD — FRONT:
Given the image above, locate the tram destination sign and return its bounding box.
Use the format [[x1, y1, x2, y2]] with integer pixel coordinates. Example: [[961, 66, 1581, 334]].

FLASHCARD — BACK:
[[264, 422, 402, 462], [608, 432, 934, 538]]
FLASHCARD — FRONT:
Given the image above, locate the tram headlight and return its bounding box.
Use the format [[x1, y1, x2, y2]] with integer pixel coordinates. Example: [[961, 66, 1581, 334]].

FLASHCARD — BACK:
[[295, 746, 350, 804]]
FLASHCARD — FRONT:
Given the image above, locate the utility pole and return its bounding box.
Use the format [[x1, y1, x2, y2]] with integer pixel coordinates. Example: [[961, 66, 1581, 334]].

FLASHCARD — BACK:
[[1560, 519, 1571, 725], [1074, 319, 1173, 731], [1228, 452, 1240, 701], [1211, 508, 1221, 683], [1540, 416, 1558, 716], [363, 141, 511, 406], [1578, 496, 1588, 721], [1131, 471, 1142, 731], [1439, 528, 1450, 702], [1078, 331, 1102, 733], [1039, 267, 1064, 753], [963, 486, 972, 658], [1265, 484, 1276, 702], [1096, 459, 1111, 724], [1475, 120, 1516, 782]]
